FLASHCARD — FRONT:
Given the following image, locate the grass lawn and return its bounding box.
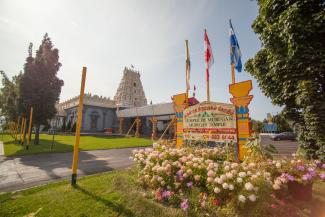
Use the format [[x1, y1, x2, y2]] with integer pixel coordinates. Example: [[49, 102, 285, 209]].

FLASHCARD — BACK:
[[0, 169, 185, 217], [0, 169, 324, 217], [2, 134, 152, 156]]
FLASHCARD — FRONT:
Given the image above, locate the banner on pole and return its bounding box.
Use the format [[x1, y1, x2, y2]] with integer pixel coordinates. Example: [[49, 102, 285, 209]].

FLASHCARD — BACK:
[[183, 102, 237, 143]]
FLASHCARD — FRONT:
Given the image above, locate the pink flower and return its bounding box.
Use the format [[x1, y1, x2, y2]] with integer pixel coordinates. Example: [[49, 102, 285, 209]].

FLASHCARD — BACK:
[[270, 204, 277, 209], [180, 199, 189, 211]]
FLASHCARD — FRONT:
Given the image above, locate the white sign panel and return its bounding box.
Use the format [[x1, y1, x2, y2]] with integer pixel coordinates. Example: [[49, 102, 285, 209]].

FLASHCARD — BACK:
[[183, 102, 237, 143]]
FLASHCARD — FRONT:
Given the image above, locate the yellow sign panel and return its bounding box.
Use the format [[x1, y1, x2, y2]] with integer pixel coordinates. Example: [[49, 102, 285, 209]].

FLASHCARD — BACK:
[[183, 102, 237, 143]]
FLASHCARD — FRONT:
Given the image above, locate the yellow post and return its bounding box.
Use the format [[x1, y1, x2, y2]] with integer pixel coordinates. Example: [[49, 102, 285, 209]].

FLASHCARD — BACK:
[[231, 63, 235, 84], [185, 40, 190, 108], [21, 118, 27, 146], [15, 116, 21, 142], [71, 67, 87, 185], [118, 117, 124, 134], [135, 117, 141, 138], [126, 119, 136, 137], [150, 117, 157, 140], [159, 118, 174, 141], [26, 107, 33, 148]]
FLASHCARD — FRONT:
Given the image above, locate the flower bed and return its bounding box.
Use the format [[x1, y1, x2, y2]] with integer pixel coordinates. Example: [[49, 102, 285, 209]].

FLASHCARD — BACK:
[[132, 143, 325, 216]]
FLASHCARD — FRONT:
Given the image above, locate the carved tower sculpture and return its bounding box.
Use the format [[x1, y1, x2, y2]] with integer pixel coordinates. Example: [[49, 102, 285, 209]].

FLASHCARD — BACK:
[[114, 67, 147, 108]]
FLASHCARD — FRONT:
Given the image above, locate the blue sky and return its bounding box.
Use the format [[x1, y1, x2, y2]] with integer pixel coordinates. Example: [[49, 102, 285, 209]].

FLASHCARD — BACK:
[[0, 0, 281, 120]]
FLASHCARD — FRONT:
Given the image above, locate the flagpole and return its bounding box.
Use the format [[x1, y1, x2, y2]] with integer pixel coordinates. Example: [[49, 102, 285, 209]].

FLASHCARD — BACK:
[[207, 69, 210, 102], [185, 40, 190, 107], [231, 63, 235, 84]]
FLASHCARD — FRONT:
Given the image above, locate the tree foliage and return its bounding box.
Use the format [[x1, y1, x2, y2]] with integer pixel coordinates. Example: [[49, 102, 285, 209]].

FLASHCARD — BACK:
[[251, 119, 264, 133], [0, 71, 22, 121], [272, 113, 292, 133], [245, 0, 325, 160], [19, 34, 64, 144]]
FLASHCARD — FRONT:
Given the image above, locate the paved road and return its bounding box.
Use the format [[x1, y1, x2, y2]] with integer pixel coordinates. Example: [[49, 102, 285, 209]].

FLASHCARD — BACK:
[[260, 134, 298, 156], [0, 148, 140, 192]]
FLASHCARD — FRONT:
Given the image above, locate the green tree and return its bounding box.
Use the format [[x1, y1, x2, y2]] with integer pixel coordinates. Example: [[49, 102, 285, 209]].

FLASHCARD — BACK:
[[251, 119, 264, 133], [272, 113, 292, 133], [0, 71, 22, 121], [19, 34, 64, 145], [245, 0, 325, 160]]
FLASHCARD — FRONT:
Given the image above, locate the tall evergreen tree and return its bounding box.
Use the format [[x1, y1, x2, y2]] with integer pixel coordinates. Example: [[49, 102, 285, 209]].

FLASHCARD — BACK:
[[19, 34, 64, 145], [245, 0, 325, 160]]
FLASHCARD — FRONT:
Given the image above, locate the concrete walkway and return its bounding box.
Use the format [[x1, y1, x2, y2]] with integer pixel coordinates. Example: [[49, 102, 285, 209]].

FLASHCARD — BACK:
[[0, 141, 3, 156], [0, 147, 141, 192]]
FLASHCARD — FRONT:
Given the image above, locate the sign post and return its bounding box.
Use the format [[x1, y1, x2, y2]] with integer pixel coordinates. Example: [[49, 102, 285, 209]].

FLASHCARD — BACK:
[[71, 67, 87, 186], [229, 80, 253, 160]]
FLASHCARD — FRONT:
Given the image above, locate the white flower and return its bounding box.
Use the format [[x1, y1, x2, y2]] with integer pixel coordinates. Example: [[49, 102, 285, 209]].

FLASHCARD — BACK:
[[238, 172, 246, 178], [272, 184, 280, 190], [224, 165, 230, 171], [222, 183, 229, 189], [207, 170, 215, 177], [248, 194, 256, 202], [229, 184, 234, 190], [214, 187, 221, 193], [245, 182, 254, 191], [214, 177, 222, 184], [276, 162, 281, 168], [248, 163, 256, 168], [237, 177, 243, 183], [275, 179, 281, 185], [220, 174, 227, 180], [238, 195, 246, 203], [194, 175, 201, 181], [207, 177, 214, 183], [226, 172, 233, 179], [231, 163, 238, 169]]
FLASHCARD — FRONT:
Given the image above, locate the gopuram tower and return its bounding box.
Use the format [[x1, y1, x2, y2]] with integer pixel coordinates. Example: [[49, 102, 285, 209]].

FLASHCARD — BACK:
[[114, 66, 147, 108]]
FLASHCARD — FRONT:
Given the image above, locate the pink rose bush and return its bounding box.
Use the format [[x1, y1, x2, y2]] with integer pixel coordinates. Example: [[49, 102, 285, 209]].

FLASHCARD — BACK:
[[132, 144, 324, 215]]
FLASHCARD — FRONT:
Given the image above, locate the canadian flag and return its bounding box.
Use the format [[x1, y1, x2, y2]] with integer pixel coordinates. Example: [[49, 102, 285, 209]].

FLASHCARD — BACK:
[[204, 29, 214, 81]]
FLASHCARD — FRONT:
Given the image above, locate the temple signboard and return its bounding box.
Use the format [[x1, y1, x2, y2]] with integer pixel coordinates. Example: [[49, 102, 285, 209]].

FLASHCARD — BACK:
[[183, 102, 237, 143]]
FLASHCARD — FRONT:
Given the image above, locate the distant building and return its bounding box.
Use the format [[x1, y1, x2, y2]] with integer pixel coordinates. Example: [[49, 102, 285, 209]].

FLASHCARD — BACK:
[[53, 66, 147, 132]]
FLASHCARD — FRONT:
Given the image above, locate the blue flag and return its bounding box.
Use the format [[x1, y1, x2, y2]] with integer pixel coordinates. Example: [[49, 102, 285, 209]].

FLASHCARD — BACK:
[[229, 20, 242, 72]]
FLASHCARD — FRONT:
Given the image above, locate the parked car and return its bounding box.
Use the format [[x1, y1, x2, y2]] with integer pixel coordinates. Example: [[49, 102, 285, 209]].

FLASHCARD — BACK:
[[271, 132, 296, 141]]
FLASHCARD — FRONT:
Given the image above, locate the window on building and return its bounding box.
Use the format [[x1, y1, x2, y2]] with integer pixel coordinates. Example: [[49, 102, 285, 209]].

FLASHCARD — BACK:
[[133, 82, 136, 87]]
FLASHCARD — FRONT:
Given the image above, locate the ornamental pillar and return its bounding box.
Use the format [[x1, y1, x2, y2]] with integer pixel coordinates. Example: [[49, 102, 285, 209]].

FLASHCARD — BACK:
[[135, 117, 141, 138], [118, 117, 124, 134], [229, 80, 254, 161], [150, 117, 157, 140]]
